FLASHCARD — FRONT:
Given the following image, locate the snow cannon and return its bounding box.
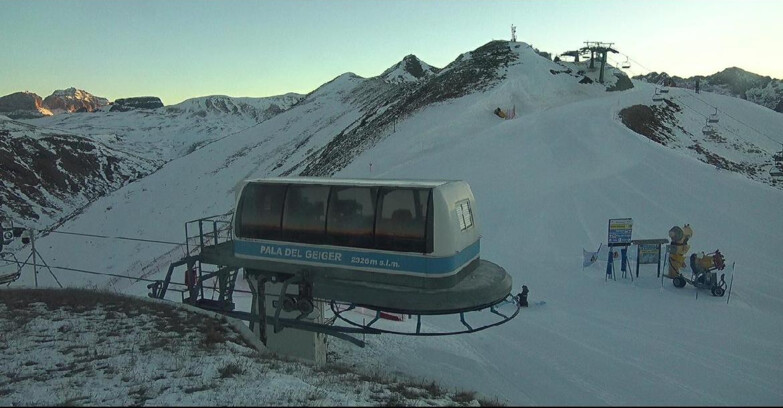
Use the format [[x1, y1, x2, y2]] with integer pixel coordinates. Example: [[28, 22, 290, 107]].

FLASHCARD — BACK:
[[681, 250, 727, 296], [691, 250, 726, 275], [665, 224, 728, 296], [666, 224, 692, 278]]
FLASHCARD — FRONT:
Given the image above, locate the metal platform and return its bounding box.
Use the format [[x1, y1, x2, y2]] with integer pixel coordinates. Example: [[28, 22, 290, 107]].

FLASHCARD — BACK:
[[313, 259, 511, 315], [149, 214, 519, 351], [200, 240, 511, 314]]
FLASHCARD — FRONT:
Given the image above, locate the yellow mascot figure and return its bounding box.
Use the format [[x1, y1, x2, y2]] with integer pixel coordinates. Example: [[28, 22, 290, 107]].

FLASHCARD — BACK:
[[667, 224, 692, 278]]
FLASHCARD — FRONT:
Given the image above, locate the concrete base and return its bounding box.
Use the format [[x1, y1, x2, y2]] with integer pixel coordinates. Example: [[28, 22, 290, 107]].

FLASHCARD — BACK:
[[249, 277, 327, 366]]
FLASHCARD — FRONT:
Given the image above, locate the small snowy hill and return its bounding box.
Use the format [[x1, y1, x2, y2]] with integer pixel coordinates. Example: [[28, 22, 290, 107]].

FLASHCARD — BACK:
[[4, 40, 783, 405]]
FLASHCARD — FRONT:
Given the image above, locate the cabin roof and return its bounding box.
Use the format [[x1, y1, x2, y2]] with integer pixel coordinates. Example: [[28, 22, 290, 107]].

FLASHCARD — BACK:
[[244, 177, 456, 188]]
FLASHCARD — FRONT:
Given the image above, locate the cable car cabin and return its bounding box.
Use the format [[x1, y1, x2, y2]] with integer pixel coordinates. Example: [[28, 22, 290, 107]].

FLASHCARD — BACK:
[[229, 177, 512, 314]]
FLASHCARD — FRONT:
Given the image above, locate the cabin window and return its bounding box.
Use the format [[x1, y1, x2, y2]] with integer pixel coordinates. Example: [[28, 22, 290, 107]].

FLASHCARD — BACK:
[[455, 199, 473, 231], [326, 186, 378, 248], [237, 183, 287, 239], [282, 185, 330, 244], [375, 188, 430, 252]]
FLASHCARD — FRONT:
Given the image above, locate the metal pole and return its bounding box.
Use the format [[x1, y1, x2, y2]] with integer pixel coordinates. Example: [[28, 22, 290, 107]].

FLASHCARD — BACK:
[[31, 229, 38, 288], [185, 222, 190, 255], [34, 249, 63, 288], [198, 221, 204, 251], [726, 262, 736, 305], [635, 245, 640, 278]]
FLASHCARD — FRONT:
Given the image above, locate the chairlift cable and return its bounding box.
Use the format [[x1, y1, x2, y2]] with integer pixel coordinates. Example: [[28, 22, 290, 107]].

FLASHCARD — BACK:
[[43, 230, 184, 246], [674, 95, 759, 146], [686, 92, 782, 145]]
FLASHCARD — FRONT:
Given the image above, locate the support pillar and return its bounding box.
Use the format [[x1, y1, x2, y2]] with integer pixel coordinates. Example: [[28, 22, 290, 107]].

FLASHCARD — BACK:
[[247, 273, 267, 345], [245, 270, 326, 365]]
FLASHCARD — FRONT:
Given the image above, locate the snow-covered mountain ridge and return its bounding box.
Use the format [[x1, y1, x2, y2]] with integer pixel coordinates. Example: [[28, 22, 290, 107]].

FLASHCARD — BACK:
[[2, 93, 303, 227], [634, 67, 783, 113]]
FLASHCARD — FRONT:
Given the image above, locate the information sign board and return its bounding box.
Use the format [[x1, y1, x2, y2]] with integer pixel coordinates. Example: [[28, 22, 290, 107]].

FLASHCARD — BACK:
[[608, 218, 633, 246], [638, 243, 660, 264]]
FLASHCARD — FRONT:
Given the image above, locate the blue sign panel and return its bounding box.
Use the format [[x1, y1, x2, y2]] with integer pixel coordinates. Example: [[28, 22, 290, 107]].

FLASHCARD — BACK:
[[233, 239, 480, 276], [608, 218, 633, 245]]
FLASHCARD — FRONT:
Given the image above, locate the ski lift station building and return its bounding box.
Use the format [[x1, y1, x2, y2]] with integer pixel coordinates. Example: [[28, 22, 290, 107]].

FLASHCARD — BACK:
[[151, 177, 517, 363], [230, 177, 512, 313]]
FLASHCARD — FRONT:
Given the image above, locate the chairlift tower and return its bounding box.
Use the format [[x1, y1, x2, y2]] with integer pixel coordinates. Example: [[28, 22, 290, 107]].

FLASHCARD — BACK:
[[511, 24, 517, 42], [581, 41, 618, 84]]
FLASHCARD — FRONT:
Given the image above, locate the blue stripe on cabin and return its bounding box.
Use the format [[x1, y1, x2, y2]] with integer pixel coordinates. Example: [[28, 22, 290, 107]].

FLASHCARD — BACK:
[[233, 239, 480, 275]]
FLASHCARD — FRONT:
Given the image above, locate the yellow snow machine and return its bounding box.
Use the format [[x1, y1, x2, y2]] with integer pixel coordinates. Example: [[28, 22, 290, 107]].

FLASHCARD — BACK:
[[672, 250, 727, 296]]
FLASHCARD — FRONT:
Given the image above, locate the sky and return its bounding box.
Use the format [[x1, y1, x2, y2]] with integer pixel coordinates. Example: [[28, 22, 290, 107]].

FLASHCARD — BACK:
[[2, 0, 782, 105]]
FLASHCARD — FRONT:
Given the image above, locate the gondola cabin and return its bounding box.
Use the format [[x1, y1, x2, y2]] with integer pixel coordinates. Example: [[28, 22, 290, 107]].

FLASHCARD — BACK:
[[230, 177, 511, 314], [234, 177, 480, 285]]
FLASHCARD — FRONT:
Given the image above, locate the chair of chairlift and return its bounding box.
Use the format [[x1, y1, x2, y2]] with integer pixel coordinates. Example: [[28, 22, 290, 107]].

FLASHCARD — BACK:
[[652, 89, 665, 102], [702, 119, 717, 136], [708, 108, 719, 123]]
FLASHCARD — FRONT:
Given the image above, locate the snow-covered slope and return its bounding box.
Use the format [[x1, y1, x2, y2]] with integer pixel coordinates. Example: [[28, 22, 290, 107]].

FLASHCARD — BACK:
[[2, 93, 303, 227], [23, 93, 304, 162], [0, 117, 162, 226], [4, 40, 783, 405]]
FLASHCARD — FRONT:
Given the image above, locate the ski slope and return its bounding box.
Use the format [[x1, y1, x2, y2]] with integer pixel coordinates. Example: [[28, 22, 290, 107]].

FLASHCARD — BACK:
[[6, 42, 783, 405]]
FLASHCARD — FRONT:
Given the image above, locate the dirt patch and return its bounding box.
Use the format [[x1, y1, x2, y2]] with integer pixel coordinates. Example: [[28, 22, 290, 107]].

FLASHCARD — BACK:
[[618, 104, 674, 145]]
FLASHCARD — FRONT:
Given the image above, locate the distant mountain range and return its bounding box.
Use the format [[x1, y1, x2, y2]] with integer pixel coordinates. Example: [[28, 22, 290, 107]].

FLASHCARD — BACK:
[[2, 42, 781, 228], [633, 67, 783, 113], [0, 88, 111, 118]]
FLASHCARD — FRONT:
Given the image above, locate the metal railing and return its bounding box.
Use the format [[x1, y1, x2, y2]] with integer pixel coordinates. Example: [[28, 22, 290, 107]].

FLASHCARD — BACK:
[[184, 213, 234, 255]]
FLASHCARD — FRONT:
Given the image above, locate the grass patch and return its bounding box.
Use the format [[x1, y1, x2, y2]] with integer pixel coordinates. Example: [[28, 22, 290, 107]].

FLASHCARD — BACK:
[[129, 385, 153, 404], [477, 396, 506, 406], [184, 384, 212, 394], [418, 380, 445, 398], [452, 390, 477, 404], [314, 362, 353, 376], [201, 319, 228, 350], [389, 383, 423, 400], [55, 395, 90, 407], [218, 362, 245, 379]]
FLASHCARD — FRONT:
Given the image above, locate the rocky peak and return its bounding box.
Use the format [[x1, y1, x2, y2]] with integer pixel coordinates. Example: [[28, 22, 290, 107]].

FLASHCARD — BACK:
[[380, 54, 439, 84], [708, 67, 772, 95], [0, 91, 53, 118], [110, 96, 164, 112], [43, 87, 109, 113]]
